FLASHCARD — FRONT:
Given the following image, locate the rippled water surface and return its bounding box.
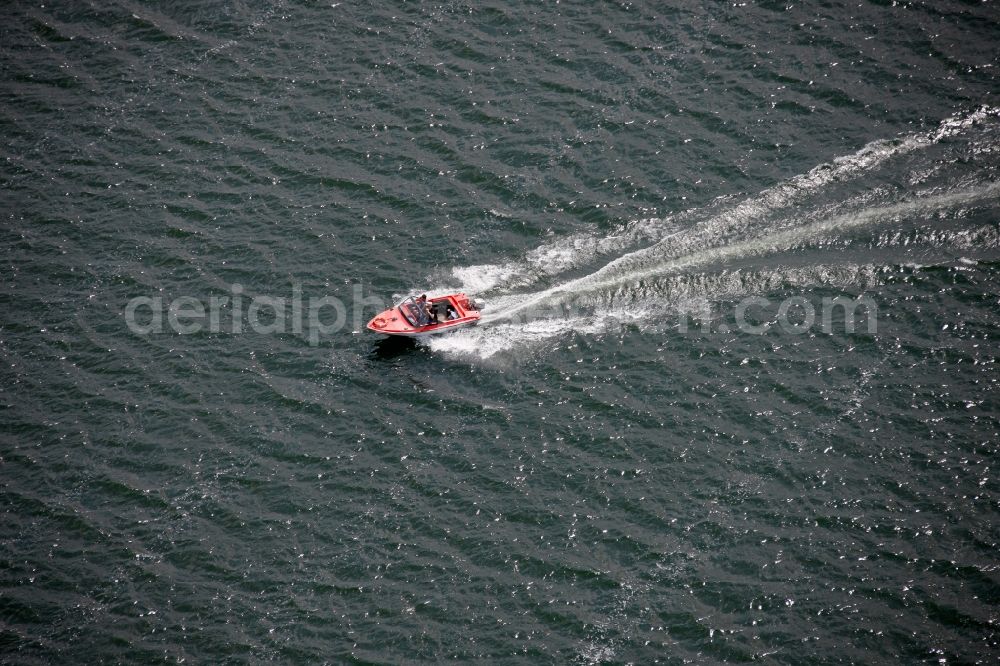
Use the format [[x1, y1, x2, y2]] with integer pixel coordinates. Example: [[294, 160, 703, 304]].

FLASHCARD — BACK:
[[2, 1, 999, 663]]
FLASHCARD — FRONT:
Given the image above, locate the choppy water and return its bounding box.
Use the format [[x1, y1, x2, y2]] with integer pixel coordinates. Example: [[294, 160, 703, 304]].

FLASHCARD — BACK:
[[2, 1, 999, 663]]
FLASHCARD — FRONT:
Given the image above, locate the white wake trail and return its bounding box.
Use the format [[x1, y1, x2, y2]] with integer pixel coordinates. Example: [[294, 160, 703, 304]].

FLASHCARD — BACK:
[[426, 106, 1000, 360], [448, 106, 1000, 294], [485, 182, 1000, 323]]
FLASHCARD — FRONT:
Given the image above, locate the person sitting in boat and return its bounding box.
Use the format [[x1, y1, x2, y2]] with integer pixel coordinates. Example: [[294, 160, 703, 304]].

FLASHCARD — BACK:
[[418, 294, 438, 324]]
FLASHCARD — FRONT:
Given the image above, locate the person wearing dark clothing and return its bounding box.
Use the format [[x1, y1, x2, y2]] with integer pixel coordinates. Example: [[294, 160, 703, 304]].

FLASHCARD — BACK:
[[418, 294, 438, 324]]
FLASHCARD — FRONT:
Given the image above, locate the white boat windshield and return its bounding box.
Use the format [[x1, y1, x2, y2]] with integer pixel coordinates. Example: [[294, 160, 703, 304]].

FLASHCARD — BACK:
[[398, 296, 430, 327]]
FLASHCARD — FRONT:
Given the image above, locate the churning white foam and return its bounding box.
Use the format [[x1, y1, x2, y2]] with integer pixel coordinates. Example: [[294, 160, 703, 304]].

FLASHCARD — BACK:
[[426, 263, 888, 359]]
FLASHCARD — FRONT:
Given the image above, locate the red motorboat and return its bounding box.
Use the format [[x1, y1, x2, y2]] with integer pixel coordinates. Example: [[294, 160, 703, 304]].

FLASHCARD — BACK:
[[367, 293, 483, 337]]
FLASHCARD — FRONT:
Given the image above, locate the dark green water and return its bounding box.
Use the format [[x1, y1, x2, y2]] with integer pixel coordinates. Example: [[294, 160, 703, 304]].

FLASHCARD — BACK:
[[2, 1, 1000, 663]]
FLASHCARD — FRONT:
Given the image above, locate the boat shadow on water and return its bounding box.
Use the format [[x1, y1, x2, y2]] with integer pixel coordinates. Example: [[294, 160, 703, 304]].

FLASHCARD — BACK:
[[367, 335, 420, 361]]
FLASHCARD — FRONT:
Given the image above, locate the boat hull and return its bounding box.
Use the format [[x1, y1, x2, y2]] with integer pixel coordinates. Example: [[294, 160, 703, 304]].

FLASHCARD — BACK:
[[375, 320, 479, 338], [366, 293, 482, 337]]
